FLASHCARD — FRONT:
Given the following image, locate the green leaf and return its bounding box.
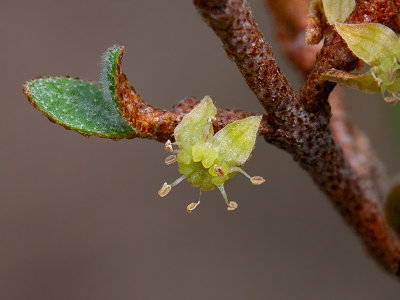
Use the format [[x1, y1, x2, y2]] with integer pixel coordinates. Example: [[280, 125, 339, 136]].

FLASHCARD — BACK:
[[321, 69, 381, 92], [322, 0, 355, 25], [174, 96, 217, 148], [100, 45, 124, 112], [335, 23, 400, 66], [24, 77, 135, 138], [212, 115, 262, 165]]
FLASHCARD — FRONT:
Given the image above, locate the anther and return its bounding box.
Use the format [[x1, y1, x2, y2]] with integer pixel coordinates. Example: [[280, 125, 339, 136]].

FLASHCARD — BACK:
[[250, 176, 266, 185], [207, 116, 216, 123], [158, 182, 171, 197], [384, 92, 400, 105], [213, 164, 225, 177], [165, 155, 177, 165], [187, 201, 200, 213], [384, 96, 399, 105], [165, 140, 173, 152], [227, 201, 238, 211]]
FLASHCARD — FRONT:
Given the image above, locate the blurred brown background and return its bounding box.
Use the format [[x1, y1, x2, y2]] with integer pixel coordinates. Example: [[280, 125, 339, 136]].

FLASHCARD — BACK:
[[2, 0, 400, 299]]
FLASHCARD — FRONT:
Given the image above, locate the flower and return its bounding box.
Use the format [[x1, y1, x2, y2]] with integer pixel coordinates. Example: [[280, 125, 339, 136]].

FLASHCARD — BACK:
[[158, 96, 264, 212], [321, 22, 400, 104]]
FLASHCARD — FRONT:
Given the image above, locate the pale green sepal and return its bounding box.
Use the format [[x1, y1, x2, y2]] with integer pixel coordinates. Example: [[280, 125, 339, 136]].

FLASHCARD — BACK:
[[322, 0, 355, 25], [321, 69, 381, 92], [211, 175, 230, 186], [201, 147, 218, 168], [335, 23, 400, 66], [177, 149, 192, 165], [192, 143, 207, 162], [212, 115, 262, 166], [174, 96, 217, 148]]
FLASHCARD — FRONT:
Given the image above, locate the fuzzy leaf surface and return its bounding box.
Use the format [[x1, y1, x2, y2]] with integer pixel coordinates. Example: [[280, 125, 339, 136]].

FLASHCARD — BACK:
[[100, 45, 124, 111], [24, 77, 135, 138]]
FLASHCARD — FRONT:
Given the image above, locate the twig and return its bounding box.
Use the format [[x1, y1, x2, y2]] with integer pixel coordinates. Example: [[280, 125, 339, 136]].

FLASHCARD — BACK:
[[113, 49, 272, 142]]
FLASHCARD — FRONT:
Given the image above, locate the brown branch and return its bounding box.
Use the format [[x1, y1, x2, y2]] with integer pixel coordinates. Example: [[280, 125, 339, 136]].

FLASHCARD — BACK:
[[113, 48, 272, 142], [194, 0, 400, 276], [300, 0, 400, 112], [193, 0, 297, 126]]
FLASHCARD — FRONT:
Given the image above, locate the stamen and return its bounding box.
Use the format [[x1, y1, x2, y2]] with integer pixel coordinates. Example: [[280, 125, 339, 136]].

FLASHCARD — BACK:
[[231, 166, 251, 179], [217, 185, 229, 206], [187, 189, 202, 213], [227, 201, 238, 211], [207, 116, 216, 123], [165, 140, 173, 152], [213, 164, 225, 177], [187, 201, 200, 213], [158, 176, 186, 197], [250, 176, 266, 185], [165, 155, 177, 165], [231, 167, 265, 185], [158, 182, 171, 197], [170, 175, 186, 187], [384, 92, 400, 105]]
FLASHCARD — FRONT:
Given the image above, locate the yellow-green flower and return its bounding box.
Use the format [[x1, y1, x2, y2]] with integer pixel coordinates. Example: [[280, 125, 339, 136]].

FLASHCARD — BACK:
[[158, 96, 264, 212], [322, 22, 400, 104]]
